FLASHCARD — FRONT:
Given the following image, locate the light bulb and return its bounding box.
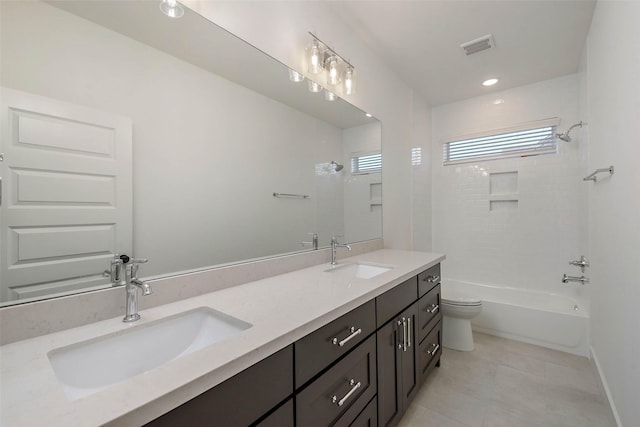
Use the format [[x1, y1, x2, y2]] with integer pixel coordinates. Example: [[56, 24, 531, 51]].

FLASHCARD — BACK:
[[482, 78, 499, 87], [308, 40, 322, 75], [326, 56, 340, 86], [308, 80, 322, 93], [159, 0, 184, 18], [343, 67, 355, 95]]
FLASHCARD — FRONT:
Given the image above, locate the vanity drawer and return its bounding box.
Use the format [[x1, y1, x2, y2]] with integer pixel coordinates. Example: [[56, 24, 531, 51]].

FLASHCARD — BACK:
[[344, 396, 377, 427], [146, 345, 293, 427], [376, 276, 418, 327], [296, 335, 377, 427], [418, 321, 442, 382], [295, 300, 375, 388], [418, 263, 441, 297], [255, 399, 294, 427], [417, 284, 441, 343]]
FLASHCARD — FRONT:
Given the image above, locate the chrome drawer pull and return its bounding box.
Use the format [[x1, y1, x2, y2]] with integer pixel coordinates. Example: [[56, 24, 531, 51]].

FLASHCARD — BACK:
[[331, 379, 361, 406], [424, 275, 440, 284], [332, 327, 362, 347], [426, 343, 440, 355], [426, 304, 439, 314], [407, 317, 412, 349], [402, 317, 408, 352]]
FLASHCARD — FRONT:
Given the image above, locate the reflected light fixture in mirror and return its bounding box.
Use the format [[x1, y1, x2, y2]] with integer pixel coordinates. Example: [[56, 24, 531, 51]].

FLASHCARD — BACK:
[[324, 89, 338, 101], [159, 0, 184, 18], [308, 80, 322, 93], [288, 68, 305, 82]]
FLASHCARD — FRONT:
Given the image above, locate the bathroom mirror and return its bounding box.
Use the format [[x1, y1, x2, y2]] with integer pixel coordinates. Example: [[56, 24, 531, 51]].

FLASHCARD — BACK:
[[0, 0, 381, 306]]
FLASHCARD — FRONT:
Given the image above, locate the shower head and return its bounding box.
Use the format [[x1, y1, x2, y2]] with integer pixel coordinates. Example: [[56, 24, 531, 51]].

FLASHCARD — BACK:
[[330, 161, 344, 172], [556, 121, 585, 142]]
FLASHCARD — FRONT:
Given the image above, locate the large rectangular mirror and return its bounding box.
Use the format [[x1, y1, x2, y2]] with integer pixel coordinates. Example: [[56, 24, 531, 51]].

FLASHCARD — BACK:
[[0, 1, 382, 306]]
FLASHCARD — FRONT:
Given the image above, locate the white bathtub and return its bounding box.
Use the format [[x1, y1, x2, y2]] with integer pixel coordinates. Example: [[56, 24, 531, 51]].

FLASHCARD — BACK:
[[443, 279, 589, 356]]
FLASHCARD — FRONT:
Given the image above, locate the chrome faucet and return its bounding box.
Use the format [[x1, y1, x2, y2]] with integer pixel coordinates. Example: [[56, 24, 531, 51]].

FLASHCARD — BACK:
[[301, 233, 319, 250], [331, 235, 351, 266], [103, 254, 125, 286], [123, 258, 152, 323]]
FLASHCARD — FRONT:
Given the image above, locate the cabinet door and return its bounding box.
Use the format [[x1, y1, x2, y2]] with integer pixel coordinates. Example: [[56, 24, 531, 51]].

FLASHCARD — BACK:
[[400, 302, 420, 410], [376, 318, 403, 427], [377, 302, 420, 427], [254, 399, 294, 427]]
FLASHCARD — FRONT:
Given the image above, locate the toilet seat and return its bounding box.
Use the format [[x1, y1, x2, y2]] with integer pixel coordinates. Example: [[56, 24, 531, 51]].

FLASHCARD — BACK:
[[441, 289, 482, 306]]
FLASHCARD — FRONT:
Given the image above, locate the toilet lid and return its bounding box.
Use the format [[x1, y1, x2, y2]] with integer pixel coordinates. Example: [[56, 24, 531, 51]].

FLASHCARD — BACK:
[[441, 289, 482, 306]]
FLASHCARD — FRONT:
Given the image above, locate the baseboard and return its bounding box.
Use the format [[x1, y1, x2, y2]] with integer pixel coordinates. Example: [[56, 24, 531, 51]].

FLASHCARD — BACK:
[[590, 346, 623, 427]]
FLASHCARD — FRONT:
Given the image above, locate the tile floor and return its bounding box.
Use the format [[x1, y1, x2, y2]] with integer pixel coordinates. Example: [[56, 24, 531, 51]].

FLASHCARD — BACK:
[[398, 333, 617, 427]]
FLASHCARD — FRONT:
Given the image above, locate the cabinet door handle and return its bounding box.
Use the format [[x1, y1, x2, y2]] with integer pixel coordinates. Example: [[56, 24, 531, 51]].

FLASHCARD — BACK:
[[426, 304, 439, 314], [424, 275, 440, 284], [426, 343, 440, 356], [397, 320, 403, 350], [332, 326, 362, 347], [407, 317, 412, 349], [331, 379, 361, 407], [402, 317, 408, 352]]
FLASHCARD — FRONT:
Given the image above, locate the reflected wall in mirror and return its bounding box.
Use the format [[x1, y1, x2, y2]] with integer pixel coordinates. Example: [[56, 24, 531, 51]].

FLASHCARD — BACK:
[[0, 1, 382, 306]]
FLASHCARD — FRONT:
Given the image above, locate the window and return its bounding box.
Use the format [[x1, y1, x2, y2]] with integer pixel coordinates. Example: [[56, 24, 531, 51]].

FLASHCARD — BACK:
[[351, 151, 382, 174], [442, 118, 559, 165]]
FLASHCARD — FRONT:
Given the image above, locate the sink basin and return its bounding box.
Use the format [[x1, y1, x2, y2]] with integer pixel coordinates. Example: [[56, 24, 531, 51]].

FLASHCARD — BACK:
[[48, 307, 251, 400], [324, 262, 394, 279]]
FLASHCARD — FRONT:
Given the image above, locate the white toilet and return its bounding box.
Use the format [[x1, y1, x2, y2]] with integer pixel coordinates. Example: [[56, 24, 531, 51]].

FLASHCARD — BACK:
[[441, 288, 483, 351]]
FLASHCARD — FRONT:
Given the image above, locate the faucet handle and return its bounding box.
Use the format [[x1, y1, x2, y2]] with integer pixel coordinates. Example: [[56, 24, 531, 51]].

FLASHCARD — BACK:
[[129, 258, 148, 264]]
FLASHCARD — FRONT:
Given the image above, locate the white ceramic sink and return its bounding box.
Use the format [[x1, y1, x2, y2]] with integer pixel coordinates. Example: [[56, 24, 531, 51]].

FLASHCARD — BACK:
[[48, 307, 251, 400], [324, 262, 394, 279]]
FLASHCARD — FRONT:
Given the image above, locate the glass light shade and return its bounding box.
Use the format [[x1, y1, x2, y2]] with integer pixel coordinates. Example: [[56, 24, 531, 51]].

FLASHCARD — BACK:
[[326, 56, 340, 86], [307, 40, 322, 75], [288, 69, 305, 83], [159, 0, 184, 18], [308, 80, 322, 93], [343, 67, 355, 95], [324, 89, 338, 101]]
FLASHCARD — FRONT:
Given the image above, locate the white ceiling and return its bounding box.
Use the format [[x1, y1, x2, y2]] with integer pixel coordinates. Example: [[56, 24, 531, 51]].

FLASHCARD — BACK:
[[327, 0, 596, 106]]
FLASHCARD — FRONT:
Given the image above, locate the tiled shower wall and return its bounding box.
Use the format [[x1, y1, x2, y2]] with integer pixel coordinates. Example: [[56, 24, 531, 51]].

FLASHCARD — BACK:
[[431, 75, 589, 304]]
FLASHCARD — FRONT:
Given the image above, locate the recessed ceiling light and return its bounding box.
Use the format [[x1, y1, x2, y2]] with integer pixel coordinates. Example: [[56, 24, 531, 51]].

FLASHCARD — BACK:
[[365, 113, 373, 118], [483, 78, 499, 87]]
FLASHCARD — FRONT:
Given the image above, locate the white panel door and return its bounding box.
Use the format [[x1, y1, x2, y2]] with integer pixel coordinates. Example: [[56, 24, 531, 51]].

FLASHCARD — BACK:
[[0, 87, 132, 302]]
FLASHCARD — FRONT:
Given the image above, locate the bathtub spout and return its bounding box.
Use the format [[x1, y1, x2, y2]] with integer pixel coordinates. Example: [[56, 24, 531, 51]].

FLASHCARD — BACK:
[[562, 274, 589, 285]]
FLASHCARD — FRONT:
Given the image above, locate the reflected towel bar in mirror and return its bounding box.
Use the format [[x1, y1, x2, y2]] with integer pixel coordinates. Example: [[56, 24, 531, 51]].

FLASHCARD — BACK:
[[273, 192, 310, 199]]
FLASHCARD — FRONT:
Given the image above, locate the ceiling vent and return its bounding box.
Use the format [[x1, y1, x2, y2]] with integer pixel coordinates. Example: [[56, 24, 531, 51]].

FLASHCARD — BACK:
[[460, 34, 495, 56]]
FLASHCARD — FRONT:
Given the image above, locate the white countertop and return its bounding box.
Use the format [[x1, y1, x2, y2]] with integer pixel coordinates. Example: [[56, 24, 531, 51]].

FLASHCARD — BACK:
[[0, 249, 444, 426]]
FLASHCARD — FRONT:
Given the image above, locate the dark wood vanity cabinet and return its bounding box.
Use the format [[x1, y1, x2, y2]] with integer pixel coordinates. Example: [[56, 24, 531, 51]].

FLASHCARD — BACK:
[[145, 345, 293, 427], [147, 263, 442, 427], [376, 277, 420, 427]]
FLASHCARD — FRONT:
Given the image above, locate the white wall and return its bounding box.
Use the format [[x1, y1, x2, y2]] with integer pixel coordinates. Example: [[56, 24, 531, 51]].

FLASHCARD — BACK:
[[1, 1, 344, 276], [184, 0, 417, 251], [431, 75, 589, 302], [343, 122, 382, 243], [411, 93, 433, 251], [585, 2, 640, 426]]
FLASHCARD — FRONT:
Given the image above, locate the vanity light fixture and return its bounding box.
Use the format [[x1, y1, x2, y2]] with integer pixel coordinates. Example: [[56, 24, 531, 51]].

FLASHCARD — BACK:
[[482, 78, 499, 87], [159, 0, 184, 18], [305, 32, 357, 97]]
